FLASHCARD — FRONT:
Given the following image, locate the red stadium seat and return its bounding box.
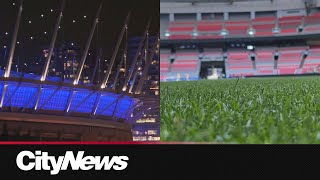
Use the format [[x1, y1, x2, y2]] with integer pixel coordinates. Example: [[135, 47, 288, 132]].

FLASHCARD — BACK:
[[173, 60, 198, 63], [170, 21, 195, 25], [258, 70, 274, 74], [228, 52, 249, 59], [278, 15, 303, 21], [160, 76, 166, 80], [167, 21, 195, 40], [168, 27, 194, 32], [197, 24, 222, 31], [229, 65, 253, 69], [164, 14, 319, 41], [252, 17, 276, 22], [226, 25, 248, 31], [168, 34, 193, 40], [197, 35, 223, 39], [225, 20, 250, 25], [279, 21, 301, 27], [253, 24, 275, 29], [254, 31, 274, 36], [278, 68, 296, 74], [304, 26, 320, 33], [170, 51, 199, 73], [280, 29, 297, 34]]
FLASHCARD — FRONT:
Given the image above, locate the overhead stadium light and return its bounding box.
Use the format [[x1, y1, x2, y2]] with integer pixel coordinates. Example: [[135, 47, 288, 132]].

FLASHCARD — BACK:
[[220, 28, 229, 36], [192, 30, 198, 37], [247, 45, 254, 50], [247, 27, 256, 36], [164, 31, 170, 37], [272, 26, 280, 34]]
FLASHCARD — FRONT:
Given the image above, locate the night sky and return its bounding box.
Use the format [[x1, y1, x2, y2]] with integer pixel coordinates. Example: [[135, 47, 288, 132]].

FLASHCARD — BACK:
[[0, 0, 159, 74]]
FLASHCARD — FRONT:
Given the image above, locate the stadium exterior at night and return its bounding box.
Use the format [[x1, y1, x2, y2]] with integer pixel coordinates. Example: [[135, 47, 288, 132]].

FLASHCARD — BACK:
[[0, 70, 139, 141], [0, 0, 159, 141]]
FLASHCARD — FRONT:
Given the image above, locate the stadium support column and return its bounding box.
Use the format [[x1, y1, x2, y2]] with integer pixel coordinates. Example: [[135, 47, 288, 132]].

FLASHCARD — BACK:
[[196, 13, 202, 21], [169, 13, 174, 21], [128, 62, 141, 94], [41, 0, 65, 81], [65, 89, 75, 113], [73, 1, 103, 85], [33, 86, 43, 111], [4, 0, 23, 78], [299, 49, 309, 69], [90, 93, 101, 116], [0, 84, 8, 108], [112, 46, 127, 90], [250, 52, 256, 70], [91, 48, 102, 84], [250, 11, 255, 20], [135, 33, 159, 95], [100, 12, 131, 89], [274, 57, 278, 70], [122, 19, 151, 92], [224, 12, 229, 21], [1, 0, 23, 108]]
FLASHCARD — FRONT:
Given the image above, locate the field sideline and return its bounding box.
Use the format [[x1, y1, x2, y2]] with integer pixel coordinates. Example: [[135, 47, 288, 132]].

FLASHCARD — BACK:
[[160, 76, 320, 143]]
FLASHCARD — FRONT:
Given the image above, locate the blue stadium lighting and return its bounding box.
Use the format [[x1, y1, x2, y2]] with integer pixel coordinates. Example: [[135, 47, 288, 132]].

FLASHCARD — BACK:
[[0, 70, 138, 119]]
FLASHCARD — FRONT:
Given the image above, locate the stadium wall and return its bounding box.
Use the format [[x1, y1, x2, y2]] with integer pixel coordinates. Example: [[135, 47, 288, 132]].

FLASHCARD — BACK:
[[161, 0, 320, 14]]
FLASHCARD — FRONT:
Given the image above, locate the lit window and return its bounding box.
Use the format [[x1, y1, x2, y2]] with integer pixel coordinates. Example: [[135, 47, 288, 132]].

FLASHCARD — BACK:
[[148, 130, 157, 135]]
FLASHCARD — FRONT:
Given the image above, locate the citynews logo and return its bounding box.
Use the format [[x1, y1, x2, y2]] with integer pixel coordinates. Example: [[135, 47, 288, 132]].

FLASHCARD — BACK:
[[16, 151, 129, 175]]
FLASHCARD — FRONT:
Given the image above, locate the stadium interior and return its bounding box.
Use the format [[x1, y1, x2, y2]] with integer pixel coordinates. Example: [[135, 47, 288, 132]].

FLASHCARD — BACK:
[[160, 0, 320, 81]]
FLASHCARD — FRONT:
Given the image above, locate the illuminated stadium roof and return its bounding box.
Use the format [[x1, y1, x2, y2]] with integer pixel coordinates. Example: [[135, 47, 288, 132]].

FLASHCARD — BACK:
[[0, 70, 139, 122]]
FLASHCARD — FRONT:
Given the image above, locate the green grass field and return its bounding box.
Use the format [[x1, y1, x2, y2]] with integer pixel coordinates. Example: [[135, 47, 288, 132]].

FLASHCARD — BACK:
[[160, 76, 320, 143]]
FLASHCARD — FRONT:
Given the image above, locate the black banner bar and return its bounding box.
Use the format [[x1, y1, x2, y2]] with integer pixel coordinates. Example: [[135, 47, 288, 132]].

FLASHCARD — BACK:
[[0, 144, 319, 178]]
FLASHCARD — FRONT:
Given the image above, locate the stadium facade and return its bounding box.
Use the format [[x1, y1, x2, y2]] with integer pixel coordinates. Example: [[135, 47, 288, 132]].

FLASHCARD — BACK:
[[128, 36, 160, 141]]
